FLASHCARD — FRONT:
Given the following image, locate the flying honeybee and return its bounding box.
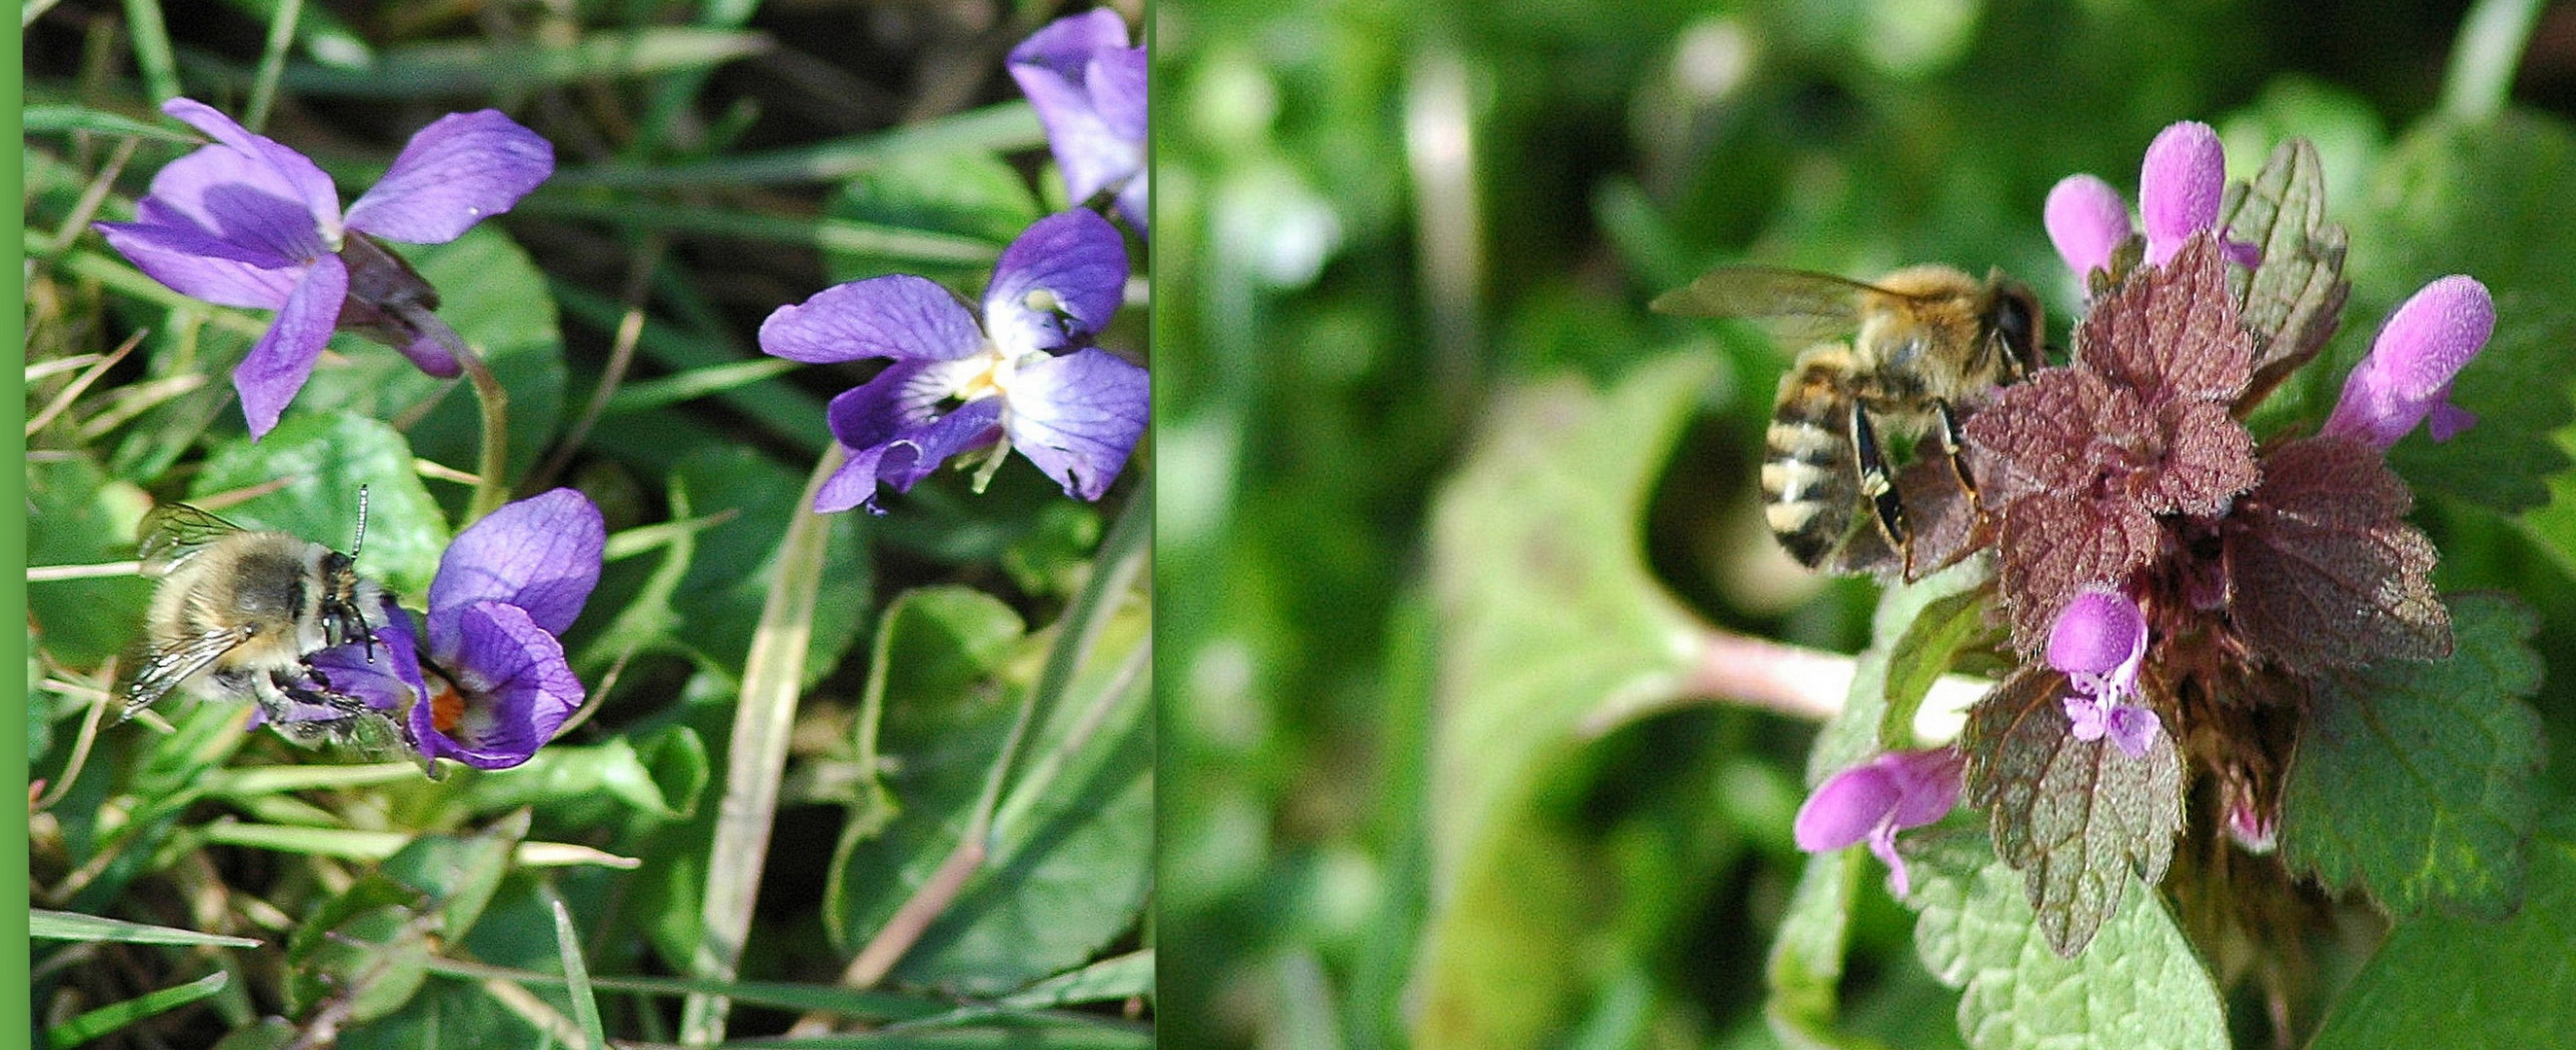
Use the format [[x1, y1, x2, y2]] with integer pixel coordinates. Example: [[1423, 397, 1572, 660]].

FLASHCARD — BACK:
[[125, 490, 405, 751], [1652, 265, 2043, 576]]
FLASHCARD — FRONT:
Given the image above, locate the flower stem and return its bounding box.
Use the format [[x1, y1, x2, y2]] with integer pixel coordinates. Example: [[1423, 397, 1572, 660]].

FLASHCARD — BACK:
[[242, 0, 303, 133], [2441, 0, 2544, 121], [402, 303, 513, 524], [680, 442, 844, 1047]]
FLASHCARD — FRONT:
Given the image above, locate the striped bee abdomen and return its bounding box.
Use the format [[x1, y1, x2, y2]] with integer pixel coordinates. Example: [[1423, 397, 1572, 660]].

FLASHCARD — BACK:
[[1761, 353, 1863, 568]]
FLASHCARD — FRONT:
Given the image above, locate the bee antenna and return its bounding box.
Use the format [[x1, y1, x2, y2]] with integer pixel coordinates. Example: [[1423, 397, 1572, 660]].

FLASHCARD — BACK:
[[351, 484, 371, 560]]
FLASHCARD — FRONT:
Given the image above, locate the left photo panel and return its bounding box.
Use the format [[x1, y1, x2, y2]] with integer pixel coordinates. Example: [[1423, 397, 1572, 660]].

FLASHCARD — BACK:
[[21, 2, 1150, 1045]]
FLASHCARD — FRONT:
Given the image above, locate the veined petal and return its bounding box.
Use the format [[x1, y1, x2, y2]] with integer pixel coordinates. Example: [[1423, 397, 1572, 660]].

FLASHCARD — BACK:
[[94, 216, 302, 308], [1007, 9, 1133, 76], [2139, 121, 2224, 266], [984, 210, 1129, 357], [759, 275, 987, 364], [1088, 47, 1148, 144], [345, 110, 554, 244], [414, 601, 581, 769], [235, 253, 349, 439], [428, 489, 604, 647], [826, 362, 955, 450], [2044, 174, 2130, 280], [1004, 348, 1147, 501], [875, 397, 1007, 495], [161, 97, 343, 245], [305, 594, 429, 716], [137, 144, 335, 263]]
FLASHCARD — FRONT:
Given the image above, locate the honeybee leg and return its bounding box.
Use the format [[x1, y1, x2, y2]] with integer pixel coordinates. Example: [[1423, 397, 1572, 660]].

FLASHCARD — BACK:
[[1847, 399, 1912, 567], [1933, 399, 1979, 499]]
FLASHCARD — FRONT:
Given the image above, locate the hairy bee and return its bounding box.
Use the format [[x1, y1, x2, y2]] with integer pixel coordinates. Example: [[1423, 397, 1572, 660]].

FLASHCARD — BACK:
[[1652, 265, 2043, 575], [125, 491, 403, 750]]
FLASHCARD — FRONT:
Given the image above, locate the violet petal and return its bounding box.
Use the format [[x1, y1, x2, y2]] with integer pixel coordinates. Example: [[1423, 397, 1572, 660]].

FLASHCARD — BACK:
[[825, 362, 943, 451], [160, 98, 343, 244], [344, 110, 554, 244], [873, 396, 1008, 495], [94, 216, 302, 309], [428, 489, 604, 647], [1004, 347, 1149, 501], [234, 253, 349, 439], [2044, 174, 2131, 279], [816, 441, 899, 515], [1007, 9, 1133, 76], [983, 210, 1129, 357], [414, 600, 582, 769], [2139, 121, 2224, 266], [305, 594, 429, 715], [759, 274, 988, 365]]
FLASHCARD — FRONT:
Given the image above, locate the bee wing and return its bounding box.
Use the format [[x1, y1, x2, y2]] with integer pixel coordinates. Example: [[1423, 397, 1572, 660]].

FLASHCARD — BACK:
[[1651, 266, 1915, 345], [137, 503, 247, 578], [123, 624, 257, 717]]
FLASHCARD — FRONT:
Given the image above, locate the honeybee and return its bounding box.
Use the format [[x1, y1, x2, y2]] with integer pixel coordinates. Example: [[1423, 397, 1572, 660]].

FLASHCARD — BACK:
[[125, 490, 405, 751], [1652, 265, 2043, 576]]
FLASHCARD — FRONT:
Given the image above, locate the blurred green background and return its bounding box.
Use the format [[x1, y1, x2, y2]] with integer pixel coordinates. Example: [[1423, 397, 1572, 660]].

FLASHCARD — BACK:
[[1153, 0, 2576, 1046]]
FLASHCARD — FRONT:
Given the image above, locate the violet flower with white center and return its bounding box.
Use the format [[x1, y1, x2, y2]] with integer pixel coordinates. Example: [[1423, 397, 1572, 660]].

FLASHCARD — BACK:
[[1793, 748, 1963, 897], [93, 98, 553, 438], [2320, 275, 2495, 448], [759, 209, 1147, 513], [2041, 120, 2255, 281], [307, 490, 602, 770], [1009, 9, 1147, 233], [2047, 586, 2161, 759]]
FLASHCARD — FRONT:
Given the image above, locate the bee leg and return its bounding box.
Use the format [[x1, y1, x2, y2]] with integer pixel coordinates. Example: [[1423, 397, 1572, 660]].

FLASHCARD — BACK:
[[1933, 399, 1979, 499], [1848, 400, 1912, 571]]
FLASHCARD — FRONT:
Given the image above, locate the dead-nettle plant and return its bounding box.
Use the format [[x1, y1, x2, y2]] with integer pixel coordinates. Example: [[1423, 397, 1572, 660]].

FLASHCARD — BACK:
[[1792, 122, 2543, 998]]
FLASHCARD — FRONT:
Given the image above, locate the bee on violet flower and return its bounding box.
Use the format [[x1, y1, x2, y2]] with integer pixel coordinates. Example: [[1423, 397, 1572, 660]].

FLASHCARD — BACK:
[[1009, 9, 1147, 235], [304, 490, 604, 772], [93, 98, 553, 438], [759, 208, 1147, 514]]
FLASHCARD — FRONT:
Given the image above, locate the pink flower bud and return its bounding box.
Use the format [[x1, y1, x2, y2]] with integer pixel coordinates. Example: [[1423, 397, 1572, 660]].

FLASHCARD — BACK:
[[2139, 122, 2225, 266], [2046, 174, 2132, 280], [2321, 275, 2496, 449]]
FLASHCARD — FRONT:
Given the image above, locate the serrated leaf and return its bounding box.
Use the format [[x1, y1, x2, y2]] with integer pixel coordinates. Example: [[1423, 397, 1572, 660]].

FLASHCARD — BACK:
[[192, 410, 451, 597], [1960, 667, 2184, 957], [2308, 809, 2576, 1049], [2278, 592, 2544, 917], [1907, 830, 2225, 1050], [2219, 137, 2351, 411], [2226, 436, 2450, 674]]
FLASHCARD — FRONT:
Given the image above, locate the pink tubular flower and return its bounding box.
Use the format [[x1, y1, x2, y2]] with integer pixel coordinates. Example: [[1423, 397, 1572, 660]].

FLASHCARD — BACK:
[[2045, 174, 2130, 280], [2320, 275, 2495, 448], [2047, 586, 2161, 758], [2041, 120, 2252, 280], [1793, 748, 1963, 896]]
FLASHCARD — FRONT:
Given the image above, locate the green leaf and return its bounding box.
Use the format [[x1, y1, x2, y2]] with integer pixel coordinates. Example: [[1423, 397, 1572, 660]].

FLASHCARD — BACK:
[[30, 909, 262, 948], [824, 149, 1037, 288], [2343, 112, 2576, 512], [274, 28, 772, 97], [457, 734, 706, 822], [1766, 849, 1875, 1050], [2279, 592, 2545, 917], [1868, 559, 1997, 760], [2308, 809, 2576, 1049], [192, 410, 451, 597], [1908, 830, 2226, 1050], [1960, 667, 2184, 957], [380, 809, 531, 942], [297, 225, 568, 485], [552, 895, 610, 1050], [46, 971, 230, 1048], [1412, 352, 1723, 1047], [993, 950, 1155, 1009], [666, 445, 871, 684], [284, 877, 436, 1023], [2218, 137, 2350, 411], [26, 457, 153, 665], [21, 104, 199, 141]]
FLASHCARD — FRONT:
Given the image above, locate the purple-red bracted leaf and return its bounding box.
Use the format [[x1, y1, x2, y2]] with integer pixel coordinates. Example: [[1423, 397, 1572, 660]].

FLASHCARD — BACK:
[[2224, 436, 2451, 674], [1993, 493, 2163, 656], [1960, 665, 2185, 958], [2074, 235, 2254, 406]]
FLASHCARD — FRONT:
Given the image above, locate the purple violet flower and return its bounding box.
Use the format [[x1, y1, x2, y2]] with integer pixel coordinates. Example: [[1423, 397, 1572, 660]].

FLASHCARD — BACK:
[[2320, 275, 2495, 448], [1793, 748, 1963, 896], [1009, 9, 1147, 233], [759, 209, 1147, 513], [2047, 586, 2161, 759], [2041, 120, 2254, 280], [308, 489, 603, 770], [93, 98, 553, 438]]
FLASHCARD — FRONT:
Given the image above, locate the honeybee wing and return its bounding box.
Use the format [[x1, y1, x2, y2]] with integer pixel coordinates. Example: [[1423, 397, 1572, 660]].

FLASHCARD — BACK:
[[136, 503, 249, 578], [1650, 266, 1924, 345], [122, 623, 258, 718]]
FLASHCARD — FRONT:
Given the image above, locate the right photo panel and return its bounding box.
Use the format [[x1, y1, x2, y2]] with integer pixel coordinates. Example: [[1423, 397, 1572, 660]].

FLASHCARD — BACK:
[[1154, 1, 2576, 1047]]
